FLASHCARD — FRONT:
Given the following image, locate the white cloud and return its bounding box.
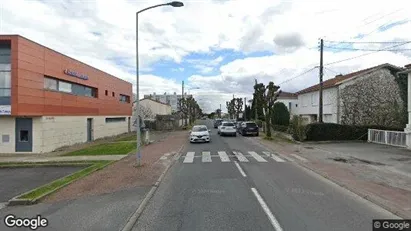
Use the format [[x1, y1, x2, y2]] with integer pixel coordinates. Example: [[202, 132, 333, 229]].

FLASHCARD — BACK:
[[2, 0, 411, 113]]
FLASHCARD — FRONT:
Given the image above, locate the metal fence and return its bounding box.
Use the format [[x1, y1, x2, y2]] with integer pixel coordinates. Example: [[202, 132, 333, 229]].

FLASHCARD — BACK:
[[367, 129, 407, 147]]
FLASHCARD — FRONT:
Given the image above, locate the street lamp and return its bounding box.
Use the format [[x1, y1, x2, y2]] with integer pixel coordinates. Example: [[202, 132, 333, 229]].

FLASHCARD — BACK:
[[135, 1, 184, 166]]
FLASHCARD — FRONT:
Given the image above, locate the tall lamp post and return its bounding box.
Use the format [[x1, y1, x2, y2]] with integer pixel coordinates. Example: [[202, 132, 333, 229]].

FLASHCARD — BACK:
[[135, 1, 184, 166]]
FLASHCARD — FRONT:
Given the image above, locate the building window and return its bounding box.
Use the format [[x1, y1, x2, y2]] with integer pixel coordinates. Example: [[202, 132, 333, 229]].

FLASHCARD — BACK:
[[120, 94, 130, 103], [59, 81, 72, 93], [19, 130, 29, 142], [112, 92, 115, 97], [105, 117, 126, 123], [0, 71, 11, 96], [105, 90, 108, 96], [296, 104, 298, 107], [44, 77, 58, 91], [288, 102, 292, 112]]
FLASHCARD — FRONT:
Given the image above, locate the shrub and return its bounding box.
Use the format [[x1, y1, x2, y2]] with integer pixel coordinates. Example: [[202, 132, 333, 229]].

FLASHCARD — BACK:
[[272, 124, 289, 133], [304, 123, 403, 141], [271, 102, 290, 126], [290, 115, 306, 141]]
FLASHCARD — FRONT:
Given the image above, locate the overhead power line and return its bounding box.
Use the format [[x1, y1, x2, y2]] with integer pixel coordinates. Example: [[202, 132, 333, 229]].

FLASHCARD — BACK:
[[278, 67, 318, 85], [324, 46, 411, 51], [324, 41, 411, 66], [324, 40, 411, 44]]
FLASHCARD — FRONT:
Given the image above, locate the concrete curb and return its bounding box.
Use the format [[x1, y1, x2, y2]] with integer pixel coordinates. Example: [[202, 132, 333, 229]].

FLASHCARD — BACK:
[[256, 139, 409, 219], [120, 144, 185, 231]]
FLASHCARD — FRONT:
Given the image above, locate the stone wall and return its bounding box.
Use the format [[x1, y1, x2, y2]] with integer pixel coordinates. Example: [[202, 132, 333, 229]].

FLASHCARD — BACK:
[[339, 68, 404, 128]]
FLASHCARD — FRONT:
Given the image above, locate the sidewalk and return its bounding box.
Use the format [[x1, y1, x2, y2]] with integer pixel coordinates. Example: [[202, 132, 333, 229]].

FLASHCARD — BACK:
[[0, 130, 169, 163], [255, 137, 411, 218]]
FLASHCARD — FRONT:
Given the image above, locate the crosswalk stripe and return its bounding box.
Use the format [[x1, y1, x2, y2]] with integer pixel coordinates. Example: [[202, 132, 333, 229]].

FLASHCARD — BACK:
[[248, 151, 267, 162], [218, 151, 230, 162], [183, 152, 195, 163], [262, 151, 285, 162], [280, 155, 295, 162], [202, 151, 212, 162], [233, 151, 249, 162], [290, 154, 308, 162]]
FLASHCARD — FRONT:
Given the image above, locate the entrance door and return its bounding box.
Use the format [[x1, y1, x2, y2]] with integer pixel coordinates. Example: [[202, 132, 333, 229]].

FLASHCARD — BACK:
[[15, 118, 33, 152], [87, 118, 93, 142]]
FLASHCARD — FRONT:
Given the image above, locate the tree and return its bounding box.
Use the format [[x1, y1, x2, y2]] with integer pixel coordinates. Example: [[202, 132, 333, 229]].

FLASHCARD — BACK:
[[140, 105, 154, 120], [261, 81, 281, 138], [245, 105, 252, 121], [226, 100, 235, 119], [216, 109, 222, 118], [208, 112, 216, 119], [251, 80, 265, 121], [233, 98, 243, 119], [271, 102, 290, 126], [178, 98, 188, 126]]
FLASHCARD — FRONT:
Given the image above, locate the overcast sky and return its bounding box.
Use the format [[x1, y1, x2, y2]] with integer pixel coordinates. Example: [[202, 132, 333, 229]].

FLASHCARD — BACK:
[[2, 0, 411, 113]]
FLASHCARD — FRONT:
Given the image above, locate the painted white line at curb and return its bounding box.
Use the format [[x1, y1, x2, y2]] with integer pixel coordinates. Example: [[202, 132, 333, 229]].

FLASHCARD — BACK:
[[234, 161, 247, 177], [0, 202, 7, 210], [251, 188, 283, 231], [290, 154, 308, 162], [120, 145, 184, 231]]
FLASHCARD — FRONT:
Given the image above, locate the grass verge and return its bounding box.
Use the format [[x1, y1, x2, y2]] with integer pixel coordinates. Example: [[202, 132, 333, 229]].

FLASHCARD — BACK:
[[16, 160, 112, 201], [261, 132, 295, 143], [116, 135, 137, 141], [64, 142, 137, 156]]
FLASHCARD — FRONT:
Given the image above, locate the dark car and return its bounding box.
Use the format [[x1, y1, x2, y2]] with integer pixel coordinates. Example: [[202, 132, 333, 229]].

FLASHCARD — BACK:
[[214, 119, 223, 128], [239, 122, 259, 136]]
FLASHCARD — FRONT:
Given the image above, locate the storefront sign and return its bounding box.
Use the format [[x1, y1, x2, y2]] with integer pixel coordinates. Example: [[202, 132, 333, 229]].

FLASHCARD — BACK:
[[63, 69, 88, 80], [0, 105, 11, 115]]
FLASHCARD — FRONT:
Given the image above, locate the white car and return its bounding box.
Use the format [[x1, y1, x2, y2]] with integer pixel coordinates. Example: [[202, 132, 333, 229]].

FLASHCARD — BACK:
[[189, 125, 211, 143], [218, 122, 237, 136]]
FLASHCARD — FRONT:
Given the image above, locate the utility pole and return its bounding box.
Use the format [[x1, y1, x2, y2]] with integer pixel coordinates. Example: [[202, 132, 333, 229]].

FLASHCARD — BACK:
[[182, 80, 187, 126], [319, 38, 324, 123], [254, 79, 258, 121]]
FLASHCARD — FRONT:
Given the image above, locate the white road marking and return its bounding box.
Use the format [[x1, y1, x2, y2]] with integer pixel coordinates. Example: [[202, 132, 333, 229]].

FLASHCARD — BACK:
[[248, 151, 268, 162], [217, 151, 230, 162], [233, 151, 249, 162], [290, 154, 308, 162], [202, 151, 212, 162], [278, 154, 294, 162], [234, 161, 247, 177], [183, 152, 195, 163], [251, 188, 283, 231], [263, 151, 285, 162]]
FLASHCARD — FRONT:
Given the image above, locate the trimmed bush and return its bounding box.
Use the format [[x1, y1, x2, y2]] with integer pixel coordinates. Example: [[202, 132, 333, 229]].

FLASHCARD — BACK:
[[290, 115, 306, 141], [304, 123, 403, 141]]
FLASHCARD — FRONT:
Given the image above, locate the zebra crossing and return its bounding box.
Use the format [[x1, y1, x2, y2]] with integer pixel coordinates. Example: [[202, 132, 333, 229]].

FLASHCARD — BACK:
[[181, 150, 308, 164]]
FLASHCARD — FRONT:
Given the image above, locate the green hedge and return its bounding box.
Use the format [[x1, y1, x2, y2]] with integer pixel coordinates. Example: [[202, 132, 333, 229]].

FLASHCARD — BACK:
[[304, 123, 404, 141]]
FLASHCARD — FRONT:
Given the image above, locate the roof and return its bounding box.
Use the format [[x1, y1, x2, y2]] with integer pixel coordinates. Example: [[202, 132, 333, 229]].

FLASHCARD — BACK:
[[405, 63, 411, 68], [139, 98, 171, 106], [296, 63, 403, 95], [277, 91, 297, 99]]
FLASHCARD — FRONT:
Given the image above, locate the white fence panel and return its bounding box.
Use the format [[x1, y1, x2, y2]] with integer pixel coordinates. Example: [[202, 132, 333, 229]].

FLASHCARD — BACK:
[[368, 129, 406, 147]]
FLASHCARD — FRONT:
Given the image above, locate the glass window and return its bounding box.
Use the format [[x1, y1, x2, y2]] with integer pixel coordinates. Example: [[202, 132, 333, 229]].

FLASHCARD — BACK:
[[0, 71, 11, 88], [59, 81, 72, 93], [44, 77, 58, 90], [84, 87, 92, 97], [91, 89, 97, 98], [0, 89, 10, 96], [19, 130, 29, 142], [0, 64, 11, 71], [105, 117, 126, 123]]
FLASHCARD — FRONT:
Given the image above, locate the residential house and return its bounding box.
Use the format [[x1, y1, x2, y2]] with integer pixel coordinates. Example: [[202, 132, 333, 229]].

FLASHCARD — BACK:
[[276, 91, 298, 115], [131, 98, 172, 130], [296, 63, 404, 127]]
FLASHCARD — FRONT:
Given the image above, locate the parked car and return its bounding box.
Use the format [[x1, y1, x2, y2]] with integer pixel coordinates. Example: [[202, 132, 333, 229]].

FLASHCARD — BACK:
[[218, 122, 237, 136], [189, 125, 211, 143], [214, 119, 223, 128], [239, 121, 259, 136], [236, 122, 242, 133]]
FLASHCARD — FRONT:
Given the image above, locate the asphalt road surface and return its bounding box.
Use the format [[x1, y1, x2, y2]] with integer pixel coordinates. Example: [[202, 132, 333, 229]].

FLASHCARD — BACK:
[[133, 119, 399, 231]]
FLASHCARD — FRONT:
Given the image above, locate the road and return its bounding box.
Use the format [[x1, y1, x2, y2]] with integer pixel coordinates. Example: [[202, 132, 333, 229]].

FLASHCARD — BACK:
[[132, 119, 399, 231]]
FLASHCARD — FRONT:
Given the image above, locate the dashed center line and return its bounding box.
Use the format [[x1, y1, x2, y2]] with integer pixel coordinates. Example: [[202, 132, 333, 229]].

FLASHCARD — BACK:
[[251, 188, 283, 231], [234, 161, 247, 177]]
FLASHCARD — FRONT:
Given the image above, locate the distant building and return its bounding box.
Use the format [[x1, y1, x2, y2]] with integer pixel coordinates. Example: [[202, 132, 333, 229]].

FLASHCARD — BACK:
[[143, 92, 193, 112]]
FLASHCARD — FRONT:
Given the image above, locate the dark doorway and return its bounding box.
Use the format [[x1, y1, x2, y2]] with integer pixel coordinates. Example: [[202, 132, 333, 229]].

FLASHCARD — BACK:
[[87, 118, 93, 142], [15, 118, 33, 152]]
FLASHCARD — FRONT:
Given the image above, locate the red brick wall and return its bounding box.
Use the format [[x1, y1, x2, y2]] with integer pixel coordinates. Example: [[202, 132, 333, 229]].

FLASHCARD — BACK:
[[4, 35, 132, 116]]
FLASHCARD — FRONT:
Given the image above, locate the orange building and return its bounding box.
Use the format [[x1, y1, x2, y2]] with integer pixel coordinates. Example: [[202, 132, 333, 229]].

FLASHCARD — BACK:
[[0, 35, 133, 153]]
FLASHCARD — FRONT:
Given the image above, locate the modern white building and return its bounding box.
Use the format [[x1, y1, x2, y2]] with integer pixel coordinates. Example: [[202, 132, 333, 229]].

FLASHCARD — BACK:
[[143, 92, 193, 112], [276, 91, 298, 115], [296, 63, 403, 124]]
